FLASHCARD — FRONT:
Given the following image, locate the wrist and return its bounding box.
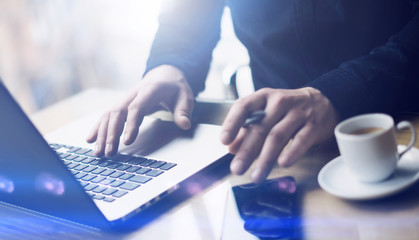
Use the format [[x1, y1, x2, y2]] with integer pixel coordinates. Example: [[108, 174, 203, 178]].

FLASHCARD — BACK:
[[305, 87, 340, 123], [143, 65, 187, 83]]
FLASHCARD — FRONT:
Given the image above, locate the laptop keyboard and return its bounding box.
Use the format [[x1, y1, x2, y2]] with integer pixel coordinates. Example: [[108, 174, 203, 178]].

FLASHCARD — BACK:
[[49, 143, 177, 203]]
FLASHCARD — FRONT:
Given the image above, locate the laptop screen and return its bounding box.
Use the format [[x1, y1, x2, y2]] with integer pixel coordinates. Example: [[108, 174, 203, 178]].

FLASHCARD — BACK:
[[0, 81, 109, 228]]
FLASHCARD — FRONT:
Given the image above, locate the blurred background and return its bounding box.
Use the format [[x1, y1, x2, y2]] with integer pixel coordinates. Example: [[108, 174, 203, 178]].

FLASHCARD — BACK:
[[0, 0, 250, 115]]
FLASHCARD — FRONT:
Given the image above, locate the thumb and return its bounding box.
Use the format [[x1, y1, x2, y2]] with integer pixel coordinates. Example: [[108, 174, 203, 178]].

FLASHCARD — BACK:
[[173, 90, 194, 130]]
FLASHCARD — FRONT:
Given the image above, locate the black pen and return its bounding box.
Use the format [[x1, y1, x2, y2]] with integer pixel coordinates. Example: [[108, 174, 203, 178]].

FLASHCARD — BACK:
[[243, 110, 266, 128]]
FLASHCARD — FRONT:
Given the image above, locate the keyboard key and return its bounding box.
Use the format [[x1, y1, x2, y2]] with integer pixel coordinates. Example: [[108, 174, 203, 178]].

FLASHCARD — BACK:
[[92, 186, 107, 193], [49, 143, 60, 150], [126, 166, 141, 172], [140, 159, 156, 167], [135, 167, 151, 174], [100, 169, 116, 176], [67, 162, 80, 169], [130, 175, 152, 184], [63, 160, 72, 165], [112, 154, 134, 163], [81, 157, 96, 164], [100, 178, 115, 186], [120, 182, 140, 191], [82, 166, 97, 173], [67, 147, 81, 153], [65, 154, 79, 160], [127, 157, 147, 165], [160, 163, 177, 170], [74, 172, 88, 179], [107, 163, 122, 169], [84, 150, 96, 157], [73, 156, 87, 162], [110, 180, 124, 187], [102, 188, 118, 195], [84, 183, 98, 191], [91, 176, 106, 183], [92, 167, 106, 174], [74, 148, 91, 155], [109, 172, 124, 178], [146, 169, 164, 177], [119, 173, 134, 180], [73, 164, 89, 171], [112, 190, 128, 198], [98, 160, 113, 167], [81, 174, 96, 181], [65, 145, 78, 151], [149, 161, 166, 169], [116, 164, 131, 171], [58, 152, 70, 158], [88, 159, 102, 165], [103, 197, 115, 202], [79, 181, 89, 187], [59, 152, 71, 159], [93, 195, 105, 200]]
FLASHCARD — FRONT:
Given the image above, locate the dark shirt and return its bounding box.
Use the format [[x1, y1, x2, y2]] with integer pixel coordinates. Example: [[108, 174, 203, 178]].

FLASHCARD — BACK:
[[146, 0, 419, 120]]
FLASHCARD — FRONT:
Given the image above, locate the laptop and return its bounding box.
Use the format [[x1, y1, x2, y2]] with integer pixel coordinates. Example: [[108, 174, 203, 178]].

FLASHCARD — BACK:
[[0, 80, 229, 229]]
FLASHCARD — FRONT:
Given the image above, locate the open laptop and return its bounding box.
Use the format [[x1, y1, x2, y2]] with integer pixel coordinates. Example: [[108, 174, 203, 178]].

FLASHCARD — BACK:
[[0, 80, 229, 229]]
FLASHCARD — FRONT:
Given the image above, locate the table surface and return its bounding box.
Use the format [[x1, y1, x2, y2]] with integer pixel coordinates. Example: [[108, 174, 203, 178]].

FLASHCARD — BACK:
[[2, 88, 419, 240]]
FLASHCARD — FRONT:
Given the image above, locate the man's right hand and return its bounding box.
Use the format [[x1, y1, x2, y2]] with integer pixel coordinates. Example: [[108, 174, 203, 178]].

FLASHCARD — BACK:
[[86, 65, 195, 157]]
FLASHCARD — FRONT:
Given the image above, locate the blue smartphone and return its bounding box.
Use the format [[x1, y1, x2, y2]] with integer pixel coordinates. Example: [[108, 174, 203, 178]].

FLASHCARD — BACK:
[[232, 176, 302, 239]]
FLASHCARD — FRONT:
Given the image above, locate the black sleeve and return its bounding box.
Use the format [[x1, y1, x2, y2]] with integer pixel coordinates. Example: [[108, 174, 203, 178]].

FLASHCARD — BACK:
[[307, 10, 419, 120], [145, 0, 225, 95]]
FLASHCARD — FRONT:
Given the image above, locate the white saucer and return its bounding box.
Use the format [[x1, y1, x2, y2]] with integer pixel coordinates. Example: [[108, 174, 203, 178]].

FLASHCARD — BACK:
[[318, 146, 419, 200]]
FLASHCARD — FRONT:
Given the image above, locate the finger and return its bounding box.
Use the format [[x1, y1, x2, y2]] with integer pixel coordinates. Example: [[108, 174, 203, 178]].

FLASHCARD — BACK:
[[94, 113, 110, 157], [124, 103, 146, 145], [230, 123, 270, 175], [228, 128, 247, 154], [249, 114, 305, 183], [278, 123, 316, 167], [86, 119, 101, 143], [173, 88, 194, 130], [221, 95, 266, 145], [123, 85, 161, 145], [229, 92, 295, 176], [228, 96, 293, 175], [87, 88, 137, 145], [104, 110, 127, 157]]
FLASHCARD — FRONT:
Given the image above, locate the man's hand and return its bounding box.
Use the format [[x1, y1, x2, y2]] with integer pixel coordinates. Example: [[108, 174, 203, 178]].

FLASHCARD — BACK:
[[86, 65, 194, 157], [220, 87, 338, 183]]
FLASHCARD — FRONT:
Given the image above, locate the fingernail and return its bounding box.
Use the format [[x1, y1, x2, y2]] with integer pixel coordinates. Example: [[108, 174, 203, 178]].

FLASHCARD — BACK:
[[230, 159, 243, 174], [124, 132, 130, 143], [250, 168, 262, 182], [181, 115, 191, 129]]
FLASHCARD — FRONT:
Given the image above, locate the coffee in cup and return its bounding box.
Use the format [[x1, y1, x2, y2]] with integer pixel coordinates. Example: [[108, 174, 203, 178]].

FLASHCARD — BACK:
[[334, 113, 416, 183], [348, 127, 384, 135]]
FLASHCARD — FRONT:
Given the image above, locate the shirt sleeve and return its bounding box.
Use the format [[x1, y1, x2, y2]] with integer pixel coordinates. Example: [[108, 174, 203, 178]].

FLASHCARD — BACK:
[[145, 0, 225, 96], [307, 10, 419, 120]]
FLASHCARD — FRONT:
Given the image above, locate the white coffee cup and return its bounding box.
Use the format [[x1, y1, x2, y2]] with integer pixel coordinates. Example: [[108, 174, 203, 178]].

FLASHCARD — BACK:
[[334, 113, 417, 183]]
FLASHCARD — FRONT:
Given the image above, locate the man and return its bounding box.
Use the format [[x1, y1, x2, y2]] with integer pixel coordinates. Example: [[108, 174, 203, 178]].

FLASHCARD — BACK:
[[87, 0, 419, 183]]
